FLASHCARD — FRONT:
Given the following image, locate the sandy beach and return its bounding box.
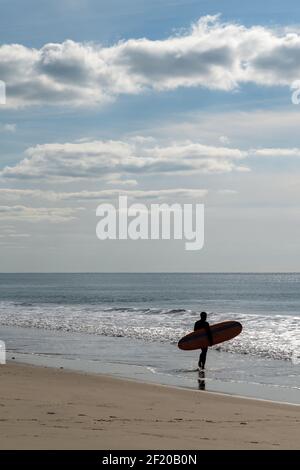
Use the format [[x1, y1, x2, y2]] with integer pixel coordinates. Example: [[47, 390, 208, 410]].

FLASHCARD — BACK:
[[0, 362, 299, 450]]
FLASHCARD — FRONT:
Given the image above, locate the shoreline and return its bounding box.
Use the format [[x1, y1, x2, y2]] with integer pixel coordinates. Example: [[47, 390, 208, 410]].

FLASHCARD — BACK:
[[2, 324, 299, 405], [0, 361, 299, 449], [7, 358, 300, 408]]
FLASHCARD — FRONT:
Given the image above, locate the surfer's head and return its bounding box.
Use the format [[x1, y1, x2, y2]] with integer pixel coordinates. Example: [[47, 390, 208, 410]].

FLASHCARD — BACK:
[[200, 311, 207, 320]]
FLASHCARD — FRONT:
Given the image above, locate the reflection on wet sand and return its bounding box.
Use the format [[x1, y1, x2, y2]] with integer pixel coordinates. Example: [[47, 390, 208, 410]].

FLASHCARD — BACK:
[[198, 369, 205, 390]]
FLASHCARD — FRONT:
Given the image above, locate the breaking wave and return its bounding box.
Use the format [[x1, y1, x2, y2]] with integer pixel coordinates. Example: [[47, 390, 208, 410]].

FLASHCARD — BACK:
[[0, 301, 299, 362]]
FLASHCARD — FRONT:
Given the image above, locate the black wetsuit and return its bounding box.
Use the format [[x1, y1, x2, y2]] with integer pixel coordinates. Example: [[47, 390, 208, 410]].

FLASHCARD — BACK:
[[194, 319, 213, 369]]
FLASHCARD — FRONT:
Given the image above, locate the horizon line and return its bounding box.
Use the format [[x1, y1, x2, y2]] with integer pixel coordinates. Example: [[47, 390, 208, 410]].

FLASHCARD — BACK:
[[1, 271, 300, 275]]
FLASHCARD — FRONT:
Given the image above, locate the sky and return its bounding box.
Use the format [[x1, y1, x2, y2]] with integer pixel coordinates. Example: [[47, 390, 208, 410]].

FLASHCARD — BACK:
[[1, 0, 300, 272]]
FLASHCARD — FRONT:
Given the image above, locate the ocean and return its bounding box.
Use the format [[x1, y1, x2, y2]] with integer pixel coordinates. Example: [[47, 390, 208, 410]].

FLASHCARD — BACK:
[[0, 273, 299, 403]]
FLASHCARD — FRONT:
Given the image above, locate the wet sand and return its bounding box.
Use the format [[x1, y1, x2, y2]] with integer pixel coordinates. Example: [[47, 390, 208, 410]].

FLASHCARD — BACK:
[[0, 362, 299, 449]]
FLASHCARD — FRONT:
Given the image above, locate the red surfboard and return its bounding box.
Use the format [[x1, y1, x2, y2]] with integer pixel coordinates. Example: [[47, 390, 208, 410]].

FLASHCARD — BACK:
[[178, 321, 242, 351]]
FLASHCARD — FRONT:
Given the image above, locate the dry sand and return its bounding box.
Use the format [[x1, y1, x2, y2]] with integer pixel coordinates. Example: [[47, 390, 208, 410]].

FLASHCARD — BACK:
[[0, 362, 299, 449]]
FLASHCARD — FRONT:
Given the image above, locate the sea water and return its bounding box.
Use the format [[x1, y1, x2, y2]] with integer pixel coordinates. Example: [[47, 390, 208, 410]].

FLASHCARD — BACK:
[[0, 273, 299, 403]]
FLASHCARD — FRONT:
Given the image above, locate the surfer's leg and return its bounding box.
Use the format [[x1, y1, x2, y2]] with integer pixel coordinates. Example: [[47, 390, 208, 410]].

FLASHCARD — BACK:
[[200, 347, 208, 369], [198, 352, 202, 369]]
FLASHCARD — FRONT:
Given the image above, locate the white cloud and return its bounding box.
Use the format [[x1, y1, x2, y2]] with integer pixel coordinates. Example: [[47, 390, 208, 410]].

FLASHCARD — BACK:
[[253, 147, 300, 157], [0, 188, 208, 202], [0, 233, 30, 238], [106, 179, 138, 187], [2, 16, 300, 108], [0, 205, 82, 222], [2, 136, 298, 195], [219, 135, 230, 145], [0, 189, 44, 200], [55, 188, 209, 201], [0, 138, 248, 181], [0, 123, 16, 132]]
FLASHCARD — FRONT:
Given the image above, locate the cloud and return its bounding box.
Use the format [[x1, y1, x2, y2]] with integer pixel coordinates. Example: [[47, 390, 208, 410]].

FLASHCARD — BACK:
[[253, 147, 300, 157], [0, 189, 47, 201], [106, 179, 138, 187], [2, 136, 298, 190], [0, 138, 248, 181], [219, 135, 230, 145], [0, 205, 82, 222], [0, 123, 16, 132], [0, 188, 208, 202], [2, 16, 300, 108], [53, 188, 209, 201], [0, 189, 208, 228], [152, 109, 300, 146], [0, 233, 30, 238]]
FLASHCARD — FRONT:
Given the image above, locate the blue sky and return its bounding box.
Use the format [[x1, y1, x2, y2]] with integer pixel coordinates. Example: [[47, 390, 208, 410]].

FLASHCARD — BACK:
[[1, 0, 300, 271], [0, 0, 298, 46]]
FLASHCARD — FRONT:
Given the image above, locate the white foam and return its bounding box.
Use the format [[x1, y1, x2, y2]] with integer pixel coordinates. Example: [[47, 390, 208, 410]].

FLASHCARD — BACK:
[[0, 301, 299, 362]]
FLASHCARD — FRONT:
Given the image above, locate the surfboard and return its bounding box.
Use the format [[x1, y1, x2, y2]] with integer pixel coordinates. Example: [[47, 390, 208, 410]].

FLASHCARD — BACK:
[[178, 321, 242, 351]]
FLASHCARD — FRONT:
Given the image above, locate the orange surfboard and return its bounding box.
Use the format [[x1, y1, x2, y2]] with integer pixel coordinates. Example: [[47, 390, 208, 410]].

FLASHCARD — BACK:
[[178, 321, 242, 351]]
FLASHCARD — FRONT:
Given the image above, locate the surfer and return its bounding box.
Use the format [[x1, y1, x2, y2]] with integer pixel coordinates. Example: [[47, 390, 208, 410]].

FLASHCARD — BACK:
[[194, 312, 213, 369]]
